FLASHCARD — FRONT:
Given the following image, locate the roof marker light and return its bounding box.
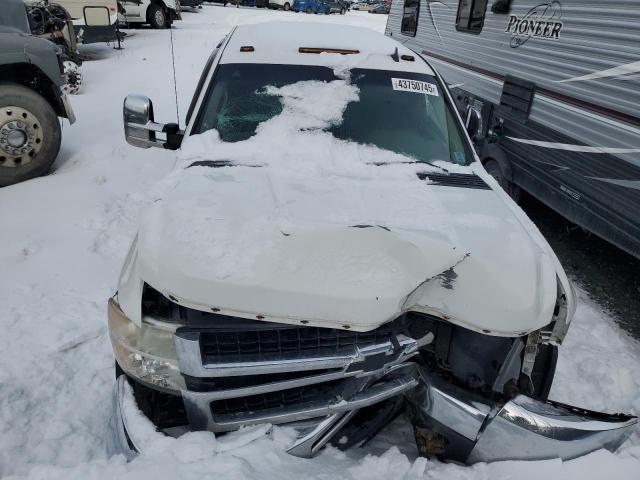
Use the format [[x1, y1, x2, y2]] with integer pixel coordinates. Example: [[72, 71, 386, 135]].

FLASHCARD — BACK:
[[298, 47, 360, 55], [240, 46, 255, 52], [401, 55, 415, 62]]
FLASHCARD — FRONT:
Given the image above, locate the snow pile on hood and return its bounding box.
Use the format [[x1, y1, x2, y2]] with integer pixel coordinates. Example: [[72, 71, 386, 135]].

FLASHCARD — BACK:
[[176, 76, 429, 171], [140, 76, 461, 283], [131, 75, 560, 334]]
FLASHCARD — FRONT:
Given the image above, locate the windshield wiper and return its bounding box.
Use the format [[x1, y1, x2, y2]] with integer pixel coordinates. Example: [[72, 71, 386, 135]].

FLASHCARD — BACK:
[[368, 160, 450, 173]]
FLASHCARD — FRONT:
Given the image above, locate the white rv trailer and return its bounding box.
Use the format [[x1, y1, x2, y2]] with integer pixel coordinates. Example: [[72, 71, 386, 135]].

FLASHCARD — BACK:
[[24, 0, 119, 43], [386, 0, 640, 258]]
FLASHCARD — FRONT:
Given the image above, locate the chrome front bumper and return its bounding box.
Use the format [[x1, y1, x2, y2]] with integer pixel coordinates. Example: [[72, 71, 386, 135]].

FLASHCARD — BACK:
[[109, 366, 636, 464], [108, 318, 636, 463], [407, 369, 637, 463]]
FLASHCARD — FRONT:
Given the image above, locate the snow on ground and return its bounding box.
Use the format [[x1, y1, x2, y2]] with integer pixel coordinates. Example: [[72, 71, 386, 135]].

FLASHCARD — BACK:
[[0, 6, 639, 479]]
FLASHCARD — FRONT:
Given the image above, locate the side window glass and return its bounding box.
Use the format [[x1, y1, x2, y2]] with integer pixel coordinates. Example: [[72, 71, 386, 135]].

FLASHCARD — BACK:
[[401, 0, 420, 37], [456, 0, 488, 34]]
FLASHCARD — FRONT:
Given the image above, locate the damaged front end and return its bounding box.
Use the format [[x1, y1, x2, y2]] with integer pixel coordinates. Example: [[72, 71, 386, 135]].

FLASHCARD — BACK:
[[107, 286, 636, 464]]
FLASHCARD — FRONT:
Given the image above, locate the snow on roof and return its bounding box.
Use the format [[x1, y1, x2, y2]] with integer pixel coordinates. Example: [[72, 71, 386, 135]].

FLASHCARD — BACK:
[[221, 22, 436, 75]]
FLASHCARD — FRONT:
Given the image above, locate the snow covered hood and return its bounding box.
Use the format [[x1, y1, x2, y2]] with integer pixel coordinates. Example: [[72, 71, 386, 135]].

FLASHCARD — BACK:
[[119, 78, 561, 336]]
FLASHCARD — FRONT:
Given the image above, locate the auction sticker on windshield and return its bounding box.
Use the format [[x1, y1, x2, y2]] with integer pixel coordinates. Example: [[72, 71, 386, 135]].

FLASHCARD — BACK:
[[391, 78, 439, 96]]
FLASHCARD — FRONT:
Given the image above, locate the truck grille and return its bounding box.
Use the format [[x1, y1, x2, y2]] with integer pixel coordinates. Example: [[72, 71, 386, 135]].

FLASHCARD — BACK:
[[199, 323, 396, 363], [210, 381, 340, 416], [172, 311, 422, 436]]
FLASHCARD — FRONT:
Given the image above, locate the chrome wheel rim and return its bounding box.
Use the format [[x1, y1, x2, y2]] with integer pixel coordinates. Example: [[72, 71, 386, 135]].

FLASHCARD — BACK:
[[155, 9, 165, 25], [62, 61, 82, 95], [0, 106, 42, 168]]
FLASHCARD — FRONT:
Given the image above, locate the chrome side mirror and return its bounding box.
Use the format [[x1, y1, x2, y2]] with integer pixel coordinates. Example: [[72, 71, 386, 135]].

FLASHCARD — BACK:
[[123, 95, 183, 150], [465, 105, 482, 141]]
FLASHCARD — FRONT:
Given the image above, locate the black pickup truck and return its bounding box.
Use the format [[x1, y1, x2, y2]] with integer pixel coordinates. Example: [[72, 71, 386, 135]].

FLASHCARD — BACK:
[[0, 0, 75, 187]]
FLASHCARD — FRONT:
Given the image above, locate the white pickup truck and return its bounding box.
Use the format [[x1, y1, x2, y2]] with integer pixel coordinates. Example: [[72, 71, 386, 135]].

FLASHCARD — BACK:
[[107, 22, 637, 464], [119, 0, 181, 29]]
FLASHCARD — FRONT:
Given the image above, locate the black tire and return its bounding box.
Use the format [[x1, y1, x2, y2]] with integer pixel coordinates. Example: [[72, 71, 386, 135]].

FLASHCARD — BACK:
[[340, 6, 346, 13], [483, 158, 521, 202], [283, 2, 290, 9], [147, 4, 168, 29], [0, 83, 61, 187], [306, 6, 312, 12]]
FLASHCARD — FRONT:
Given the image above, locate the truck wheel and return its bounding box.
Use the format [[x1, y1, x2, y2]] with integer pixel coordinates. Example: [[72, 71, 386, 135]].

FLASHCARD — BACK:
[[62, 60, 82, 95], [340, 6, 346, 13], [306, 6, 312, 13], [148, 4, 168, 29], [0, 83, 61, 187], [284, 2, 290, 9], [483, 159, 521, 202]]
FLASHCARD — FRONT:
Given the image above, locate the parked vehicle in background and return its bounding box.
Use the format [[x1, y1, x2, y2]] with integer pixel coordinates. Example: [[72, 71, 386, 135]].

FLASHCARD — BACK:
[[352, 0, 377, 10], [327, 0, 347, 14], [109, 21, 636, 465], [293, 0, 343, 12], [179, 0, 203, 7], [386, 0, 640, 259], [292, 0, 322, 13], [268, 0, 293, 10], [119, 0, 181, 29], [0, 0, 76, 187], [368, 1, 388, 13], [350, 1, 368, 10]]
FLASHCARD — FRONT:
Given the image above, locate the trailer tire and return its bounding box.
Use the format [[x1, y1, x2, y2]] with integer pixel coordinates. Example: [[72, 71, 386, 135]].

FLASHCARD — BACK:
[[148, 4, 168, 29], [283, 2, 290, 9], [340, 6, 346, 13], [306, 6, 312, 13], [0, 83, 61, 187], [483, 158, 521, 202]]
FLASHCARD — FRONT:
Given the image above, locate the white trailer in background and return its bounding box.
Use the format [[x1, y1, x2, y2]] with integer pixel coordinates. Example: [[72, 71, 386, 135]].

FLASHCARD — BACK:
[[386, 0, 640, 258], [25, 0, 120, 43]]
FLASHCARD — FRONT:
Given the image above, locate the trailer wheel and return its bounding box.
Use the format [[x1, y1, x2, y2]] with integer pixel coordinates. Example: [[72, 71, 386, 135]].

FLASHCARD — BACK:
[[483, 159, 521, 202], [0, 83, 61, 187], [148, 4, 168, 29], [306, 6, 312, 12], [340, 6, 346, 13], [284, 2, 291, 9]]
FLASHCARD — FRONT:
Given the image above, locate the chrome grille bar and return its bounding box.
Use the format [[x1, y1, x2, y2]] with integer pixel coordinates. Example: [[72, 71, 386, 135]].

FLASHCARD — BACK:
[[182, 374, 418, 432], [175, 332, 418, 377]]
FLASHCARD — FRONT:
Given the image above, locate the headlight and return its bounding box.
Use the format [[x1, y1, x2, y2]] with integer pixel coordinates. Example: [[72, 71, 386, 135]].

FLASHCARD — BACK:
[[108, 297, 185, 393]]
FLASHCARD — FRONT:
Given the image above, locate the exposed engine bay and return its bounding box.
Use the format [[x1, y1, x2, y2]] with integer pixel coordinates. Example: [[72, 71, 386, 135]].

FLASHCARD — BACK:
[[25, 1, 83, 94]]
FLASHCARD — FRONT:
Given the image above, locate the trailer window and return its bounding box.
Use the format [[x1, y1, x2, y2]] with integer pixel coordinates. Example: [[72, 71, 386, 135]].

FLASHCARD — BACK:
[[401, 0, 420, 37], [456, 0, 488, 33]]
